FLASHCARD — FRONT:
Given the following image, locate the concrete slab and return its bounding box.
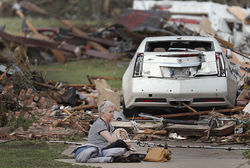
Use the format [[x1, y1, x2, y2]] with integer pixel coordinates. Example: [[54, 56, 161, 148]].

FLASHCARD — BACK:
[[56, 159, 249, 168], [57, 140, 250, 168]]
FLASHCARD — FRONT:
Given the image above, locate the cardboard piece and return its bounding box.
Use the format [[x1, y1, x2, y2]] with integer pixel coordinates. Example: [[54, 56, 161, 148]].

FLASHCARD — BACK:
[[199, 16, 215, 35], [94, 79, 121, 111], [227, 6, 249, 24], [243, 102, 250, 114]]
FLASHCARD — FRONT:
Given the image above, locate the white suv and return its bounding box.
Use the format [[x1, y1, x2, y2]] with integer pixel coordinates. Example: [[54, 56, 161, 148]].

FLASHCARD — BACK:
[[122, 36, 237, 117]]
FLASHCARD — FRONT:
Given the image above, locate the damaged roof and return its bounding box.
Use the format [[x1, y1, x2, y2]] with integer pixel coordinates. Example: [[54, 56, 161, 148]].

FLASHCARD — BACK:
[[115, 9, 170, 31]]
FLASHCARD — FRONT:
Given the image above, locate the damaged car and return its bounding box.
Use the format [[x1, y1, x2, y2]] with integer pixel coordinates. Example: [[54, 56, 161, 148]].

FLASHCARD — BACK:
[[122, 36, 238, 117]]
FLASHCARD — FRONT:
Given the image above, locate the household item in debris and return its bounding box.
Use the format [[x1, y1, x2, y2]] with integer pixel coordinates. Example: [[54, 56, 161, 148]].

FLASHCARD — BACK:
[[144, 147, 172, 162]]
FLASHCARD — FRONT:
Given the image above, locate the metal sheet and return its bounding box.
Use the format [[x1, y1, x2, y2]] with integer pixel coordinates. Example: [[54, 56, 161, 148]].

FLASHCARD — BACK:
[[115, 10, 169, 30]]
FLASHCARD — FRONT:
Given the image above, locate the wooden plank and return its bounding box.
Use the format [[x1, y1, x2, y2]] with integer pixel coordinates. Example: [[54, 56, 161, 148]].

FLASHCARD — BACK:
[[65, 84, 96, 89], [167, 124, 209, 136], [32, 80, 60, 90], [137, 129, 167, 135], [111, 121, 163, 129], [0, 68, 8, 81], [227, 6, 248, 24], [211, 122, 235, 136], [127, 107, 244, 120], [182, 102, 198, 113], [103, 0, 111, 16], [87, 75, 93, 84], [237, 89, 249, 101], [51, 49, 66, 63], [68, 32, 115, 47], [19, 1, 58, 18], [88, 75, 122, 81], [72, 104, 97, 111], [61, 20, 109, 52], [170, 12, 208, 16], [213, 35, 234, 49], [166, 122, 235, 136], [16, 10, 66, 62]]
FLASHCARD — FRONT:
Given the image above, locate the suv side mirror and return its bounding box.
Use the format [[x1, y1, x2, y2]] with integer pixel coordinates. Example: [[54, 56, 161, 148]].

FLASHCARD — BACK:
[[226, 49, 232, 59]]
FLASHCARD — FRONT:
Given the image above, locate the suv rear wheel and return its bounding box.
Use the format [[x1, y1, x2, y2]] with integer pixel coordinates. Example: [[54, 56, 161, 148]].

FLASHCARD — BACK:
[[122, 101, 139, 118]]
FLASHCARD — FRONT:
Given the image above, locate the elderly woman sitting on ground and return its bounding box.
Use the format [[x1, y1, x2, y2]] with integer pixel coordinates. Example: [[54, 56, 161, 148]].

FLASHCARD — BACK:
[[88, 100, 131, 150], [73, 101, 136, 163]]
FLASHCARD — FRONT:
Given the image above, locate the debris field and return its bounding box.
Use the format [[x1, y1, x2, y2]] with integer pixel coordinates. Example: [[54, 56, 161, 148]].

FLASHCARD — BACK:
[[0, 0, 249, 147]]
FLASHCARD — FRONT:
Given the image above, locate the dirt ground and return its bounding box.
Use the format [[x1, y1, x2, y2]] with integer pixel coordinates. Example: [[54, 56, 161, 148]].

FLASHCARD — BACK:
[[57, 140, 249, 168]]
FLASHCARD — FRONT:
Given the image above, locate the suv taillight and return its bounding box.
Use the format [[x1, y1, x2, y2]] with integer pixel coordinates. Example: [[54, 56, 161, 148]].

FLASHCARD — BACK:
[[215, 52, 226, 77], [133, 53, 144, 77]]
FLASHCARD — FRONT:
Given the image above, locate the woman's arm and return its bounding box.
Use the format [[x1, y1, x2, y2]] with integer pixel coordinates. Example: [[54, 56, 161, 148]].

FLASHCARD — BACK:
[[100, 130, 117, 144]]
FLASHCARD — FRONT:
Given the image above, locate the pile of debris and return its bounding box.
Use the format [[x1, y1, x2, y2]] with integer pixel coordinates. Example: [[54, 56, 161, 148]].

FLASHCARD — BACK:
[[0, 6, 199, 64], [0, 1, 249, 145], [0, 48, 249, 144], [0, 7, 249, 77], [0, 19, 124, 64], [0, 45, 122, 141], [110, 105, 250, 144], [0, 43, 249, 143], [133, 0, 250, 55]]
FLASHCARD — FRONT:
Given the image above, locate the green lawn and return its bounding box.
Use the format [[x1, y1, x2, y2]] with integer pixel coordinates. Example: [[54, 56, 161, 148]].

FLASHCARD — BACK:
[[0, 17, 109, 34], [0, 140, 92, 168], [36, 58, 129, 89], [1, 17, 128, 89], [0, 17, 59, 34]]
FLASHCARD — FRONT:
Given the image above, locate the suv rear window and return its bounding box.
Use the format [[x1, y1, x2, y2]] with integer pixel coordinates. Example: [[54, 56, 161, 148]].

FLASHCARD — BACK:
[[145, 41, 214, 52]]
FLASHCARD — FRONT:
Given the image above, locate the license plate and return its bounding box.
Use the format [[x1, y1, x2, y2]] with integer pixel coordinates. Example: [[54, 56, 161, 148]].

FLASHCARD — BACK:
[[161, 67, 190, 77], [170, 68, 190, 77]]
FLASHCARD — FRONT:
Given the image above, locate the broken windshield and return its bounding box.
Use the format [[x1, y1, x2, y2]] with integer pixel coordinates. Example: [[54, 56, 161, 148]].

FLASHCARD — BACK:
[[145, 40, 214, 52]]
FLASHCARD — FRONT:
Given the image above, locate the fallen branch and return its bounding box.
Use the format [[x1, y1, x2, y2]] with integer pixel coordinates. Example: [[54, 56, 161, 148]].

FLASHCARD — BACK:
[[182, 102, 198, 113], [128, 107, 244, 120], [31, 80, 60, 90], [61, 20, 109, 53]]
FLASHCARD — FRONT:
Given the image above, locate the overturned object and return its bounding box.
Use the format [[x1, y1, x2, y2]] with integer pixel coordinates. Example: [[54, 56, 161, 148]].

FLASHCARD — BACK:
[[60, 87, 88, 106]]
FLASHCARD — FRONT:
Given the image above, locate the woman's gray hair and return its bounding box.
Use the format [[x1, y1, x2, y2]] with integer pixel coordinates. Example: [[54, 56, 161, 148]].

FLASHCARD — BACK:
[[98, 100, 115, 115]]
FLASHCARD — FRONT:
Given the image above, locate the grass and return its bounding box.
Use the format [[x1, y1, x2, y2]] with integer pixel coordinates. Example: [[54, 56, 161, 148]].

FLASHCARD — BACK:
[[0, 140, 93, 168], [1, 17, 128, 89], [36, 58, 129, 89], [0, 17, 113, 35], [243, 149, 250, 159], [1, 17, 59, 34]]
